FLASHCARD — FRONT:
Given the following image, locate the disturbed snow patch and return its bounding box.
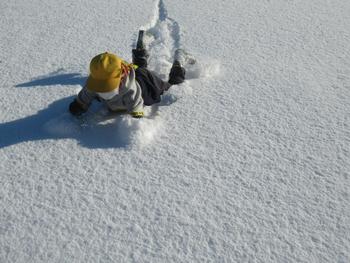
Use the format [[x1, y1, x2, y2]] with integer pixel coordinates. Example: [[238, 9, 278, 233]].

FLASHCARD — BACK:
[[43, 105, 163, 149], [138, 0, 220, 82], [117, 109, 163, 149]]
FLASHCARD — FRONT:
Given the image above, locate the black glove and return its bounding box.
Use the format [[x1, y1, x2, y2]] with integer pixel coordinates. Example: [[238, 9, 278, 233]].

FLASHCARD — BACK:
[[69, 99, 86, 116]]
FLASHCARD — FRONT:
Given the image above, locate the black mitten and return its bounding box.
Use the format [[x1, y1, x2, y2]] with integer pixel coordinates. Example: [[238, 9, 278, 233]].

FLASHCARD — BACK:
[[69, 99, 86, 116]]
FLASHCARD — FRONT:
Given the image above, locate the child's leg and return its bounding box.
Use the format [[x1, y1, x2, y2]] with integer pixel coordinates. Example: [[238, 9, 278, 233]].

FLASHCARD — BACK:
[[132, 30, 149, 68], [132, 49, 149, 68], [135, 67, 171, 105], [168, 61, 186, 85]]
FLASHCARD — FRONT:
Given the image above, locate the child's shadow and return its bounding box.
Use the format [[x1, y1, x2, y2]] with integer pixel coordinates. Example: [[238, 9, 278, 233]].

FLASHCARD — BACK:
[[0, 96, 131, 149], [0, 96, 133, 149], [15, 69, 86, 87], [3, 70, 132, 149], [3, 69, 178, 149]]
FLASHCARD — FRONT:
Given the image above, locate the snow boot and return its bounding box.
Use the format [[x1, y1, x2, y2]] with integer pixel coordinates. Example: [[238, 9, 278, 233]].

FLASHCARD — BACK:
[[168, 60, 186, 85], [132, 30, 149, 68]]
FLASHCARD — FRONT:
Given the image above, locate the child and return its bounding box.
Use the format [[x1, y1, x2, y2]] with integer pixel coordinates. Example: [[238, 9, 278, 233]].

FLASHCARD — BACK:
[[69, 37, 185, 118]]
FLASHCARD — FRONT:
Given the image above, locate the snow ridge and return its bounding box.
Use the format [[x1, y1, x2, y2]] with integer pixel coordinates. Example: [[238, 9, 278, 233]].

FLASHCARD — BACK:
[[142, 0, 218, 80], [140, 0, 182, 79]]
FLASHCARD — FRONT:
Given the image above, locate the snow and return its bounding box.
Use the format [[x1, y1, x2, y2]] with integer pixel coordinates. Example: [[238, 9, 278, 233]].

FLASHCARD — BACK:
[[1, 0, 350, 262]]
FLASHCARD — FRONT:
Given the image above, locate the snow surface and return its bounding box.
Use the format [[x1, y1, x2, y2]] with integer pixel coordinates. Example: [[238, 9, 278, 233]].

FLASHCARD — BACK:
[[1, 0, 350, 262]]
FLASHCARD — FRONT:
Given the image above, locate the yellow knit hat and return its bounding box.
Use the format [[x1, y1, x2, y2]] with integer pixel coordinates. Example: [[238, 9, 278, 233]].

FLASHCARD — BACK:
[[86, 52, 124, 93]]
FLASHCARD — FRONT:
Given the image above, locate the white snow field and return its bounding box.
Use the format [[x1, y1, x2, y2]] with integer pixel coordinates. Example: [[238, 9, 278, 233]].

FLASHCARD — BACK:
[[1, 0, 350, 261]]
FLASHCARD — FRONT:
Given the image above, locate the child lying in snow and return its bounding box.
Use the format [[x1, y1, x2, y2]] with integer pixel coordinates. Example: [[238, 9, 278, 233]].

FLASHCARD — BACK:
[[69, 44, 185, 118]]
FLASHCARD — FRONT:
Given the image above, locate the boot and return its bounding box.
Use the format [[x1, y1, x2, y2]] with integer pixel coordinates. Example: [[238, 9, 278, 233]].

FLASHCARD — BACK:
[[132, 30, 149, 68], [132, 49, 149, 68], [168, 60, 186, 85]]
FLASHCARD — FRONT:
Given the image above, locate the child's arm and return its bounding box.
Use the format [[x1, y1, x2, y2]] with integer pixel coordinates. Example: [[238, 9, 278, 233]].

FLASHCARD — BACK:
[[69, 86, 96, 116], [122, 87, 144, 118], [120, 68, 145, 118]]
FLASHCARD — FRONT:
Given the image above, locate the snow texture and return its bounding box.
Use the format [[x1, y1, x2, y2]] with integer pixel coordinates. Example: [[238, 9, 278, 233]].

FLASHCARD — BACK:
[[1, 0, 350, 262]]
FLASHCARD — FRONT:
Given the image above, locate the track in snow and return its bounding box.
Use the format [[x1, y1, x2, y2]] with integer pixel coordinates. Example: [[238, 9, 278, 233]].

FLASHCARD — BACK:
[[139, 0, 183, 80]]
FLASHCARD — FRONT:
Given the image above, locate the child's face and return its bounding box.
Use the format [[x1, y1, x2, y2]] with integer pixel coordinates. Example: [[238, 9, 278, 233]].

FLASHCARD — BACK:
[[97, 88, 119, 100]]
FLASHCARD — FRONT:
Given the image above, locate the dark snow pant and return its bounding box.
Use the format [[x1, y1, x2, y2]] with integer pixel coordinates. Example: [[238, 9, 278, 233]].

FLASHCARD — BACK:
[[135, 66, 171, 106]]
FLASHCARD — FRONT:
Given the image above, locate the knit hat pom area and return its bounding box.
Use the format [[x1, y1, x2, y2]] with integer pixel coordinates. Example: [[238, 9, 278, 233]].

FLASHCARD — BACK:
[[87, 52, 123, 93]]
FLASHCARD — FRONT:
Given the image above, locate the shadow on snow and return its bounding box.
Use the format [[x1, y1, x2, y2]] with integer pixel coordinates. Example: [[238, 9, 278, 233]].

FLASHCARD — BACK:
[[2, 69, 179, 149], [15, 69, 86, 88], [5, 70, 129, 149], [0, 96, 131, 149]]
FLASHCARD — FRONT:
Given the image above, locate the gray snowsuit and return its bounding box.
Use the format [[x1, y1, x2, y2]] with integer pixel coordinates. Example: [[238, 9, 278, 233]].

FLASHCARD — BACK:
[[76, 67, 171, 113]]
